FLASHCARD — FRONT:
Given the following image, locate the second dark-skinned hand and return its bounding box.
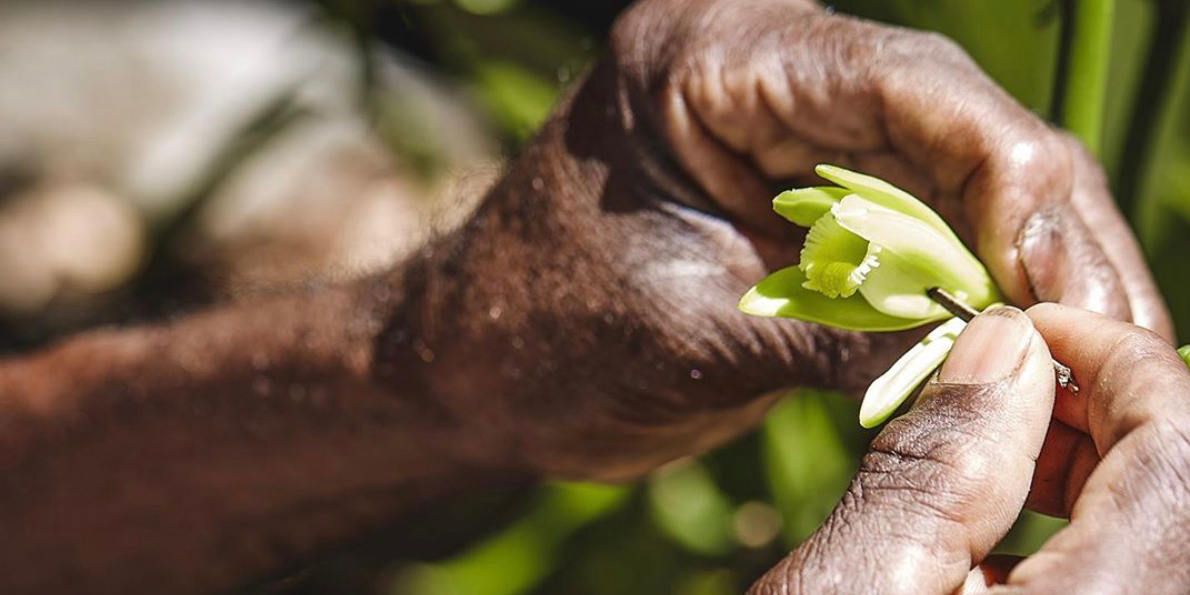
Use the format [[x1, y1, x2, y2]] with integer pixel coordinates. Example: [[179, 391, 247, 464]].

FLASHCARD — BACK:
[[392, 0, 1172, 481], [750, 304, 1190, 594]]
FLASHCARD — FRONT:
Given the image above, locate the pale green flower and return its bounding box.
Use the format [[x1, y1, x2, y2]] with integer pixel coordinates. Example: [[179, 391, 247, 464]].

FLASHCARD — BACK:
[[1179, 345, 1190, 369], [738, 164, 1001, 427]]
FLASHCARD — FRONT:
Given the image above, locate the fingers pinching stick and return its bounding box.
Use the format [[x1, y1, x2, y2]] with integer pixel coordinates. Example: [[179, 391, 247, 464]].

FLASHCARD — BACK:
[[926, 287, 1079, 394]]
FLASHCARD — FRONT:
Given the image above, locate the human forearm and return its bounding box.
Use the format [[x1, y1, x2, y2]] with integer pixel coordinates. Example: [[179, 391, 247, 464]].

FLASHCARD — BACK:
[[0, 266, 515, 594]]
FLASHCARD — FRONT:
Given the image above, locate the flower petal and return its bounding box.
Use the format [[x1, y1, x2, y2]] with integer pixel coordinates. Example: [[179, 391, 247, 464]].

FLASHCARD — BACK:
[[815, 164, 962, 245], [773, 186, 848, 227], [738, 265, 924, 331], [858, 316, 967, 428], [859, 250, 951, 319], [832, 195, 998, 307]]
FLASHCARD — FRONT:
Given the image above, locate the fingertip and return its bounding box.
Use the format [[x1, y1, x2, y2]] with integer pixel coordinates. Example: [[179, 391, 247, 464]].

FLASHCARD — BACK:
[[1024, 301, 1190, 453], [1024, 301, 1067, 317], [924, 306, 1054, 434], [938, 307, 1035, 385]]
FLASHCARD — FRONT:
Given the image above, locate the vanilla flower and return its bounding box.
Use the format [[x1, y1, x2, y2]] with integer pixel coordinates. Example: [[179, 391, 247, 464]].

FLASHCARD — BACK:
[[739, 165, 1001, 427]]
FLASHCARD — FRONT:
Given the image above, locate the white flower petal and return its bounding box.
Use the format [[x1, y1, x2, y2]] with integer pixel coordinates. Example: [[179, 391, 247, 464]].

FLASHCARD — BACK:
[[832, 196, 997, 308], [815, 164, 962, 244], [773, 186, 848, 227], [859, 250, 949, 319], [859, 317, 967, 428]]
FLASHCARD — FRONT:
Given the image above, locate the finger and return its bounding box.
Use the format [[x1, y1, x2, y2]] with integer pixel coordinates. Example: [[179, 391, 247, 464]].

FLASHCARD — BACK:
[[1023, 420, 1098, 517], [677, 7, 1135, 321], [1026, 302, 1190, 450], [997, 304, 1190, 593], [957, 555, 1024, 594], [871, 49, 1132, 320], [1061, 135, 1174, 340], [660, 73, 785, 236], [614, 0, 823, 236], [1000, 419, 1190, 594], [750, 308, 1055, 595]]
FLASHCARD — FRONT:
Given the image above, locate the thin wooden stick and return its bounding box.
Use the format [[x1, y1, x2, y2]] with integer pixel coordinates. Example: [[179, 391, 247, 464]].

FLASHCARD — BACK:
[[927, 287, 1079, 394]]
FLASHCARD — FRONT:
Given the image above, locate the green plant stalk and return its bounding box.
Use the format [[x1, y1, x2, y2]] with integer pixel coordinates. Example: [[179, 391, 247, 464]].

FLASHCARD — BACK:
[[1061, 0, 1115, 156], [1114, 0, 1189, 222]]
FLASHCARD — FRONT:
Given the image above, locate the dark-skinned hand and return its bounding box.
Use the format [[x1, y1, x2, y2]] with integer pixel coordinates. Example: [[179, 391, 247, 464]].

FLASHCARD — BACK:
[[749, 304, 1190, 594], [396, 0, 1171, 480], [0, 2, 1179, 593]]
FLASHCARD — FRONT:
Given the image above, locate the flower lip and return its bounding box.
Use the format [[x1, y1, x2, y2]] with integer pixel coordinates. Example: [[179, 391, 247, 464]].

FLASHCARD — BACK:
[[830, 194, 997, 310], [798, 209, 880, 298]]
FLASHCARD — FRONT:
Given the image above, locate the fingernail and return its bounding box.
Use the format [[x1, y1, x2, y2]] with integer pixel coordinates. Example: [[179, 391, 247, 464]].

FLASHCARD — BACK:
[[1018, 208, 1068, 304], [1018, 206, 1131, 319], [938, 307, 1034, 384]]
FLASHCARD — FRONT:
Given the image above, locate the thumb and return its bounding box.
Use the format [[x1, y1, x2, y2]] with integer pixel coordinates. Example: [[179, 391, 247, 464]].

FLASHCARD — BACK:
[[750, 307, 1055, 595]]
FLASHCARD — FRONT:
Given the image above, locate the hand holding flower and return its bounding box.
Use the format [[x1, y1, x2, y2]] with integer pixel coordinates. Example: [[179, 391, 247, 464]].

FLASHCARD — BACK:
[[741, 164, 1002, 426]]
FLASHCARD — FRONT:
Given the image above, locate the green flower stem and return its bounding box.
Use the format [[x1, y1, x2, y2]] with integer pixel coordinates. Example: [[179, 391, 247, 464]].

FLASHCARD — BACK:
[[1062, 0, 1115, 156]]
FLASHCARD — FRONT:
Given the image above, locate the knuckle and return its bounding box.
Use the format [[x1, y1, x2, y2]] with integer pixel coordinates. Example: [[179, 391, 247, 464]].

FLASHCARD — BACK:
[[1156, 419, 1190, 490], [882, 29, 973, 68], [1123, 418, 1190, 514], [607, 0, 685, 85], [917, 30, 971, 61], [853, 399, 1013, 518], [995, 130, 1072, 191], [1101, 327, 1174, 378], [607, 1, 651, 62]]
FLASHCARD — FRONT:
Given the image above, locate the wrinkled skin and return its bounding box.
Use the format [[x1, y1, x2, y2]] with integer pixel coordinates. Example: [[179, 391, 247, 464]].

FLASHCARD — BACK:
[[396, 0, 1170, 480], [749, 304, 1190, 594]]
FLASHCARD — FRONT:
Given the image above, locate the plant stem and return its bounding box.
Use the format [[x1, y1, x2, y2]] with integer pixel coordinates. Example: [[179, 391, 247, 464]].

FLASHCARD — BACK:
[[1049, 0, 1075, 125], [1061, 0, 1115, 157], [1114, 0, 1189, 222]]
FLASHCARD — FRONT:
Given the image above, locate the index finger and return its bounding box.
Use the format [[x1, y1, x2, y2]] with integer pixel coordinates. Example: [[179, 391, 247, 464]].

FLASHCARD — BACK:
[[1026, 302, 1190, 452], [873, 41, 1132, 322], [996, 304, 1190, 593]]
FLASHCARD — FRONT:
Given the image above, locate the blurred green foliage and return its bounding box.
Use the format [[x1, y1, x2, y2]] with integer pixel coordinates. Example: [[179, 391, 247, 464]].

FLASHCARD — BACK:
[[392, 483, 629, 595], [337, 1, 1190, 593]]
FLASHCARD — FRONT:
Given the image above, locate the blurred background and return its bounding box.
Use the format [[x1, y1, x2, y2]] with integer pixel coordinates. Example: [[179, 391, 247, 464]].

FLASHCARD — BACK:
[[0, 0, 1186, 593]]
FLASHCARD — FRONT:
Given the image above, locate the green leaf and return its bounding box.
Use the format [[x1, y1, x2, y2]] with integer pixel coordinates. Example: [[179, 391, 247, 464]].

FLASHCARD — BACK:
[[738, 266, 925, 331], [815, 164, 963, 245], [773, 187, 848, 227], [646, 460, 735, 556], [762, 392, 857, 545]]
